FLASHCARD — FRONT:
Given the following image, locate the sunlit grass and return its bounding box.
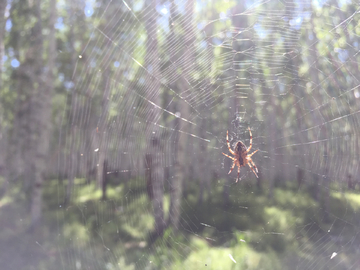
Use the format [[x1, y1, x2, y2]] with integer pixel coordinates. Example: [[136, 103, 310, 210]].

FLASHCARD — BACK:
[[273, 189, 318, 210], [332, 191, 360, 211], [75, 182, 102, 203], [170, 237, 281, 270], [121, 193, 154, 239], [63, 222, 90, 245]]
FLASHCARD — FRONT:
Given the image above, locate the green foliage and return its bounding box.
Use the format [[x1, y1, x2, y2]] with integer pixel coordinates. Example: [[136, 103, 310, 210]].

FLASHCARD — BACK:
[[3, 176, 360, 269], [171, 237, 281, 270]]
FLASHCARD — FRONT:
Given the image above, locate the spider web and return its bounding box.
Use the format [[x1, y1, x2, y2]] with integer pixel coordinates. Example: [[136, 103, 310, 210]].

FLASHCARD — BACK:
[[57, 0, 360, 269]]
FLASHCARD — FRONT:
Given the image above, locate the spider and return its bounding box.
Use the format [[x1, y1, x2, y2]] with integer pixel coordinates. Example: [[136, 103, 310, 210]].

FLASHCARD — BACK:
[[222, 128, 259, 182]]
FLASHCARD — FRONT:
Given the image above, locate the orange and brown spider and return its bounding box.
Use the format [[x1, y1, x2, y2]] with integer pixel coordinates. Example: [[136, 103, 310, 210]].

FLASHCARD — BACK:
[[222, 128, 259, 182]]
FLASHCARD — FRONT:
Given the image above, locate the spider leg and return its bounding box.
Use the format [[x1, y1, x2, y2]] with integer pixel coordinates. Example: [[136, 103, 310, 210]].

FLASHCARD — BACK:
[[248, 149, 259, 157], [249, 158, 258, 173], [226, 130, 236, 155], [247, 163, 258, 178], [228, 162, 236, 174], [222, 152, 235, 160], [246, 127, 252, 153]]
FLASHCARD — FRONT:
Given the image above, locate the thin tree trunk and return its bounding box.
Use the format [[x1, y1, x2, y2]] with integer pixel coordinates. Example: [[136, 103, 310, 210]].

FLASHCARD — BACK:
[[307, 4, 325, 199], [0, 0, 5, 88], [168, 0, 195, 229], [321, 126, 330, 222], [30, 0, 55, 229], [64, 0, 80, 203], [267, 94, 277, 199], [144, 0, 166, 239], [0, 0, 8, 197], [284, 0, 304, 184], [197, 108, 208, 204], [64, 128, 76, 205], [97, 68, 110, 195], [102, 159, 108, 200], [257, 63, 276, 198], [171, 76, 190, 226]]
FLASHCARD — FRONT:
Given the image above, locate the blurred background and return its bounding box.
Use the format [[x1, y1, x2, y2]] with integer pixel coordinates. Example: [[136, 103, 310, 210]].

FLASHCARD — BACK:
[[1, 0, 360, 269]]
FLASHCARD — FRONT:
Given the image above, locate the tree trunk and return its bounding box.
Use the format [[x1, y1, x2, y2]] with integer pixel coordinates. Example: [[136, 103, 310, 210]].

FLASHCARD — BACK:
[[144, 0, 166, 239], [321, 126, 330, 222], [96, 70, 110, 192], [168, 0, 196, 229], [307, 3, 326, 197], [64, 0, 81, 203], [64, 128, 76, 205], [0, 0, 7, 197], [102, 159, 108, 200], [0, 0, 5, 87], [30, 0, 55, 229], [267, 94, 277, 199]]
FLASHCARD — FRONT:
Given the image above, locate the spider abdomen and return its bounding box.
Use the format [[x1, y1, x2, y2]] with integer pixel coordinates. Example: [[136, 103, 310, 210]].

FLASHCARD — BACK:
[[234, 141, 247, 166]]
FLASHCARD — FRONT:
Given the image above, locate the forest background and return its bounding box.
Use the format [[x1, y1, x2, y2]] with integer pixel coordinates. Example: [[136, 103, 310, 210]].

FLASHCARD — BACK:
[[1, 0, 360, 269]]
